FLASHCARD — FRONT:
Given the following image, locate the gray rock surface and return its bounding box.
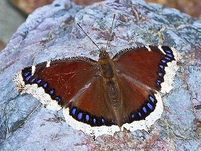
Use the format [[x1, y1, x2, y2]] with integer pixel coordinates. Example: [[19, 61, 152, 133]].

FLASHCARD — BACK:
[[0, 0, 200, 150]]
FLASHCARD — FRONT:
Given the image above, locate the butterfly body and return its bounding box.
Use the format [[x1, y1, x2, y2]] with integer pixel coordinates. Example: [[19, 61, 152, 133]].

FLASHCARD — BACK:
[[98, 48, 124, 126]]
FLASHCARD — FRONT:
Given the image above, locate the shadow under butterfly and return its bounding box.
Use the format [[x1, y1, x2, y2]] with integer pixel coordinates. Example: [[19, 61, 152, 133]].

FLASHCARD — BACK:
[[13, 20, 180, 137]]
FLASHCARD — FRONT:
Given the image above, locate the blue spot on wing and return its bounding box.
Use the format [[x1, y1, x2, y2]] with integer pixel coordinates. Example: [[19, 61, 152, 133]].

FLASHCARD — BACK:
[[93, 118, 97, 124], [131, 113, 135, 119], [49, 89, 55, 95], [161, 59, 167, 64], [166, 53, 173, 58], [37, 79, 42, 84], [25, 75, 32, 81], [149, 95, 156, 103], [29, 77, 36, 83], [77, 112, 83, 120], [142, 106, 147, 113], [43, 83, 48, 88], [71, 108, 77, 116], [138, 112, 142, 117], [54, 96, 61, 102], [147, 102, 153, 110], [85, 114, 90, 122], [159, 64, 164, 69], [23, 71, 30, 77], [165, 56, 171, 61]]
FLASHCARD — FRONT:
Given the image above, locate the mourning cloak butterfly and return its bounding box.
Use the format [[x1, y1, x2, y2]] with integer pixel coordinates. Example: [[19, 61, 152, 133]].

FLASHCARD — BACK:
[[13, 14, 181, 137], [13, 43, 179, 137]]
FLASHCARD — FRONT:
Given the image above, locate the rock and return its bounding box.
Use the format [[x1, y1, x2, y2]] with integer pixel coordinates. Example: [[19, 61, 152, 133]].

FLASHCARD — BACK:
[[0, 0, 200, 150]]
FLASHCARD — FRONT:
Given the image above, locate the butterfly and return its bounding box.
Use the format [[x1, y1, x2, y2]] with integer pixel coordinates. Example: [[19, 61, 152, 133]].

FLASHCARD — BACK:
[[13, 21, 179, 137]]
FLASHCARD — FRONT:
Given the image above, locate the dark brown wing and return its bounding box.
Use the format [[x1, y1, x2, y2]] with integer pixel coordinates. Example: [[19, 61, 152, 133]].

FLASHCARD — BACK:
[[110, 46, 176, 130], [66, 76, 117, 126], [16, 57, 98, 109], [116, 72, 163, 124], [113, 46, 175, 91]]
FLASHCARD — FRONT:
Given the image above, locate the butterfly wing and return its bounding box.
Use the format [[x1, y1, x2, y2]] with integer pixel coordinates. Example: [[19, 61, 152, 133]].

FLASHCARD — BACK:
[[14, 56, 121, 136], [113, 46, 177, 92], [14, 57, 98, 110], [111, 46, 178, 130], [63, 76, 122, 136], [115, 72, 163, 132]]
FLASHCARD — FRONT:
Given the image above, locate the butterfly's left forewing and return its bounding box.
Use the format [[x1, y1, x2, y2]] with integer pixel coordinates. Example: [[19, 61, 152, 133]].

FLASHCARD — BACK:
[[14, 57, 98, 110]]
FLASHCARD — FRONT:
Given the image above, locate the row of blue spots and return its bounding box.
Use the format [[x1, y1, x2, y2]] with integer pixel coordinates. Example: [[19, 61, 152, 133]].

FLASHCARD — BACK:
[[162, 47, 175, 63], [162, 46, 174, 60], [22, 67, 62, 105], [130, 94, 156, 121], [156, 47, 174, 88], [156, 61, 166, 87], [70, 107, 114, 126], [72, 95, 156, 124]]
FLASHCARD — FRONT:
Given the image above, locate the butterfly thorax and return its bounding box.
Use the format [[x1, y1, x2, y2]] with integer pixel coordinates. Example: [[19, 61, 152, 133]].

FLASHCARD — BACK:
[[98, 49, 123, 126], [98, 50, 114, 78]]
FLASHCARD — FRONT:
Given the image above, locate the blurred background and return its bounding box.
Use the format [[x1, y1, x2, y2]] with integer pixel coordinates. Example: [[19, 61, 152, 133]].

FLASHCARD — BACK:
[[0, 0, 201, 51]]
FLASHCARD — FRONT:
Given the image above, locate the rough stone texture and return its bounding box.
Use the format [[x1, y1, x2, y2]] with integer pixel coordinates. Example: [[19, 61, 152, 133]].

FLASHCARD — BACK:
[[0, 0, 201, 150]]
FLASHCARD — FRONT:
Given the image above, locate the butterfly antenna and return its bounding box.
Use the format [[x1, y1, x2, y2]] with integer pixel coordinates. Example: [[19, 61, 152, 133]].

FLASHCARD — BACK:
[[105, 14, 116, 50], [77, 23, 101, 51]]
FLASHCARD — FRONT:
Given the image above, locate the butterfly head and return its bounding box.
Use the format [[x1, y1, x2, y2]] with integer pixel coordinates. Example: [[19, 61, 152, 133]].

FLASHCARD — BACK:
[[99, 47, 110, 60]]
